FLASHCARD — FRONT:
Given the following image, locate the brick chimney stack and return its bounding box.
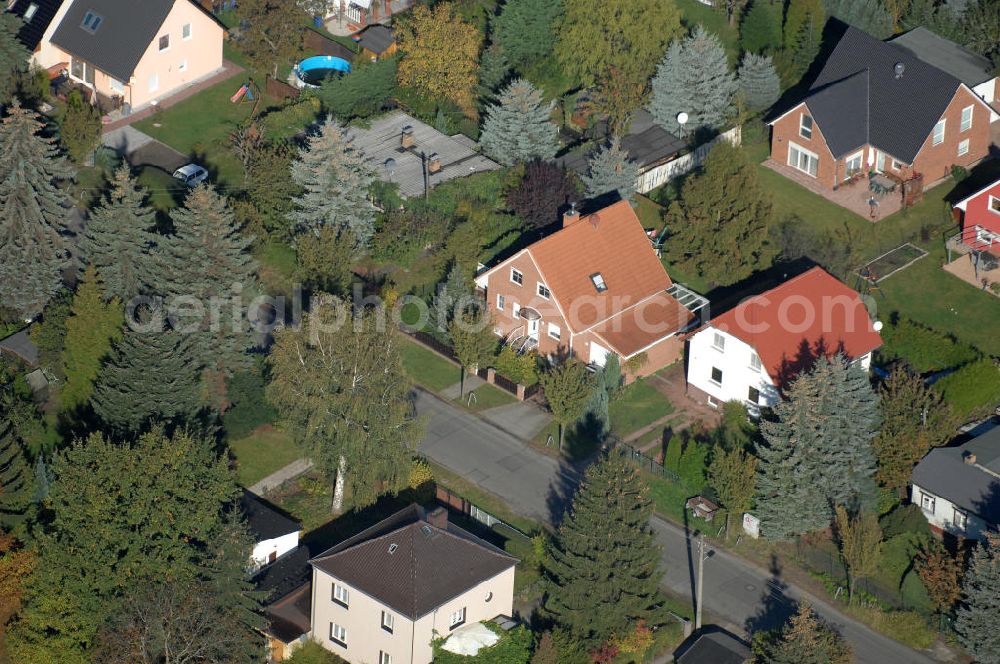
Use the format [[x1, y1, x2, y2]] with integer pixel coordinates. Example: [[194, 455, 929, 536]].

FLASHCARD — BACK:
[[426, 506, 448, 529], [563, 203, 580, 228]]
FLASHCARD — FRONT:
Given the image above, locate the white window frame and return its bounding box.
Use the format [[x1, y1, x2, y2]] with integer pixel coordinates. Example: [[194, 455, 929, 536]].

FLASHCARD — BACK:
[[799, 114, 813, 140], [919, 492, 936, 514], [960, 105, 973, 132], [749, 352, 762, 372], [148, 73, 159, 92], [932, 119, 946, 146], [23, 3, 38, 21], [182, 22, 192, 40], [952, 508, 968, 531], [748, 385, 760, 404], [712, 332, 725, 352], [329, 622, 347, 646], [510, 268, 523, 286], [844, 150, 864, 179], [158, 34, 170, 52], [989, 195, 1000, 215], [891, 158, 904, 170], [788, 141, 819, 178], [537, 282, 550, 299], [381, 610, 394, 633], [590, 272, 607, 292], [109, 78, 125, 93], [332, 583, 349, 607], [379, 653, 392, 664], [957, 138, 970, 157], [710, 367, 723, 386], [496, 294, 505, 311], [547, 323, 561, 340], [449, 607, 466, 629]]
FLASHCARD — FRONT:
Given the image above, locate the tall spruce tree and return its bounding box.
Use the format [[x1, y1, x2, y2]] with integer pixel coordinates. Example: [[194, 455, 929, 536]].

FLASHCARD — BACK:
[[649, 26, 738, 135], [752, 603, 852, 664], [78, 165, 160, 302], [0, 14, 29, 105], [822, 0, 893, 37], [740, 0, 784, 54], [492, 0, 563, 69], [90, 312, 203, 435], [289, 118, 376, 249], [480, 78, 560, 166], [267, 299, 423, 513], [874, 366, 957, 493], [163, 185, 257, 375], [545, 454, 662, 643], [8, 429, 255, 664], [664, 140, 773, 286], [0, 414, 30, 529], [756, 356, 880, 540], [738, 52, 781, 112], [955, 530, 1000, 663], [0, 99, 73, 320], [427, 262, 472, 340], [60, 266, 124, 410], [582, 137, 638, 204], [779, 0, 825, 86]]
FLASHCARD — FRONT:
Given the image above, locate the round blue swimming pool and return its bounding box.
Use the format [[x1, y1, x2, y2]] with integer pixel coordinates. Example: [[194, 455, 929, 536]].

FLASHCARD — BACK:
[[295, 55, 352, 87]]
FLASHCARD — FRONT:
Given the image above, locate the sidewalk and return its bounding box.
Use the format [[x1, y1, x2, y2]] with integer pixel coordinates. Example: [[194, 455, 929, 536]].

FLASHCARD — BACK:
[[249, 458, 314, 495]]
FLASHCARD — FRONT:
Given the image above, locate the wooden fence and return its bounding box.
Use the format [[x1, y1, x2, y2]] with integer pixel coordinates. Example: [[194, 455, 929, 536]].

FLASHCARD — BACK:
[[303, 28, 357, 61]]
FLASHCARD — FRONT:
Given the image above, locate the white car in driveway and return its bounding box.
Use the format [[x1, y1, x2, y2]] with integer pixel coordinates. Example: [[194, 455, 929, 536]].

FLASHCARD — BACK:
[[172, 164, 209, 187]]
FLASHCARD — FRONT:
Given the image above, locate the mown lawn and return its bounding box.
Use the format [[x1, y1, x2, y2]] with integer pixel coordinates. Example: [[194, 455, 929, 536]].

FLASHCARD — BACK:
[[399, 335, 461, 392], [455, 383, 517, 412], [610, 378, 673, 437], [255, 241, 298, 298], [676, 0, 740, 65], [228, 424, 302, 486]]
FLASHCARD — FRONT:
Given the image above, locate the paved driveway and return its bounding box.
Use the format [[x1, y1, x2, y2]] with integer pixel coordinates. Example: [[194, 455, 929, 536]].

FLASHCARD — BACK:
[[102, 125, 187, 174], [414, 388, 943, 664]]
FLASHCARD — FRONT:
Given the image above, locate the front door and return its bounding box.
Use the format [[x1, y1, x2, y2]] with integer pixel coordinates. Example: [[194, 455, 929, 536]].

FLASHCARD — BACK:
[[527, 319, 539, 338]]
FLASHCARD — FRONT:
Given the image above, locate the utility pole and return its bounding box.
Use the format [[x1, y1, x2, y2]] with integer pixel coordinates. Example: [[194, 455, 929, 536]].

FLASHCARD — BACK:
[[696, 531, 705, 630]]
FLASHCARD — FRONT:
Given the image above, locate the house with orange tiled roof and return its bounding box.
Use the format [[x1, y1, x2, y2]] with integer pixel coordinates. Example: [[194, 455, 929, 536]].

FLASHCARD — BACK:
[[686, 267, 883, 413], [473, 200, 708, 378]]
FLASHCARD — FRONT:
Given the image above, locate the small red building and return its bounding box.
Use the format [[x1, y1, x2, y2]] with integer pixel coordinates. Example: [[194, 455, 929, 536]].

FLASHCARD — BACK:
[[953, 179, 1000, 254], [768, 24, 996, 192]]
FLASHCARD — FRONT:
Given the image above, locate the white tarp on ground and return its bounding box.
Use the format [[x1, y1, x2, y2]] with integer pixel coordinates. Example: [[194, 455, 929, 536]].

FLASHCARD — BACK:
[[441, 622, 499, 656]]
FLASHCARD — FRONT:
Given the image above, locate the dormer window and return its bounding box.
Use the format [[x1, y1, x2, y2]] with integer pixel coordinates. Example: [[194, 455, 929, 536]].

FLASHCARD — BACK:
[[24, 3, 38, 21], [81, 10, 102, 33], [590, 272, 607, 292]]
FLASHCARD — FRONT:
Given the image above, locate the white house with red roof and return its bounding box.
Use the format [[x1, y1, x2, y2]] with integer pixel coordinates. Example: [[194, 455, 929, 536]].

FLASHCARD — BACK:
[[953, 178, 1000, 255], [686, 267, 883, 412]]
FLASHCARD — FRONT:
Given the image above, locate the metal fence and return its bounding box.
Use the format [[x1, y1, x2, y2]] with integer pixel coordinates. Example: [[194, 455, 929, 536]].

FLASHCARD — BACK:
[[617, 441, 681, 482], [435, 486, 531, 540]]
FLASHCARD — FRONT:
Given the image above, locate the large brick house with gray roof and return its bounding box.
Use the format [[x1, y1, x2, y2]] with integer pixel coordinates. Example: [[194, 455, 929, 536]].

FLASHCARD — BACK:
[[768, 23, 997, 191]]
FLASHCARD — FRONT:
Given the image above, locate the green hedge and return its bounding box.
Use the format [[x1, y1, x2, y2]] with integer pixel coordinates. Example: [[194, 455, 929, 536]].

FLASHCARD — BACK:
[[933, 358, 1000, 419], [432, 623, 532, 664], [879, 317, 979, 373]]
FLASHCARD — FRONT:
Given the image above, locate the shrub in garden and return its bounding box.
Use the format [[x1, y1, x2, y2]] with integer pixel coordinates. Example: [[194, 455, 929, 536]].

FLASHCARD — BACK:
[[878, 317, 979, 373], [223, 367, 278, 439], [933, 358, 1000, 419]]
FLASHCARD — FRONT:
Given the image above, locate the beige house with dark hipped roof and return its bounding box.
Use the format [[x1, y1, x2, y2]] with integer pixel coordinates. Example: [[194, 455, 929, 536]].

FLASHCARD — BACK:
[[307, 505, 517, 664]]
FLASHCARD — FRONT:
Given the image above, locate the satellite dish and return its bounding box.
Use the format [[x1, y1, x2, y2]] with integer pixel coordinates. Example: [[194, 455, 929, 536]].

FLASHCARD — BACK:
[[873, 321, 884, 332], [676, 111, 689, 126]]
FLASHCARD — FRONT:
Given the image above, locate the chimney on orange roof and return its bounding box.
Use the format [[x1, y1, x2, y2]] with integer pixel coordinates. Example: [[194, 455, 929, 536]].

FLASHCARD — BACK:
[[562, 203, 580, 228]]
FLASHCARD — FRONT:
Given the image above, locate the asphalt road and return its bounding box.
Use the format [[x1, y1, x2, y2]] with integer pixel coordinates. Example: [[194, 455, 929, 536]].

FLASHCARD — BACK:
[[414, 388, 941, 664]]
